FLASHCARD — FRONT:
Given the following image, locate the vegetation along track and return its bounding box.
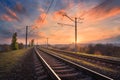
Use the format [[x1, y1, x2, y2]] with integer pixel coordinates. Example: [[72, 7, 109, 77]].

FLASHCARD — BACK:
[[41, 47, 120, 79], [47, 48, 120, 71], [49, 48, 120, 66], [3, 48, 58, 80], [35, 46, 113, 80]]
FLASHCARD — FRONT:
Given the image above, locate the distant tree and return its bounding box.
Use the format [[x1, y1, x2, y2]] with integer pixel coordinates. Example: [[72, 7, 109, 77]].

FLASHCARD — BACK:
[[28, 41, 31, 47], [31, 39, 34, 47], [11, 32, 18, 50], [18, 43, 24, 49], [87, 44, 94, 54]]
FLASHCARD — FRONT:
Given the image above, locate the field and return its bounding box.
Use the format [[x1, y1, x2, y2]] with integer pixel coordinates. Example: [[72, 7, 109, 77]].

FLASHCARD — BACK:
[[0, 48, 30, 77]]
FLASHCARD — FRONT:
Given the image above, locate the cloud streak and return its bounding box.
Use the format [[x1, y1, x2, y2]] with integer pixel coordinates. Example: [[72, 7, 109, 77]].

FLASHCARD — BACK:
[[33, 13, 47, 28], [5, 7, 20, 21], [0, 14, 15, 22], [14, 2, 26, 14], [84, 0, 120, 21], [0, 0, 120, 44]]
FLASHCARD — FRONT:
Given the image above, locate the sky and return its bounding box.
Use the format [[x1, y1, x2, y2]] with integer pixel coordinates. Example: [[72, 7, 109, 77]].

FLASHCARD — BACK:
[[0, 0, 120, 44]]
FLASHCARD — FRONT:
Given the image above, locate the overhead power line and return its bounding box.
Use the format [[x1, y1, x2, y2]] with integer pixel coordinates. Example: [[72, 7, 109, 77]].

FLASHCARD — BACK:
[[58, 13, 84, 53], [57, 23, 74, 27], [41, 0, 55, 22]]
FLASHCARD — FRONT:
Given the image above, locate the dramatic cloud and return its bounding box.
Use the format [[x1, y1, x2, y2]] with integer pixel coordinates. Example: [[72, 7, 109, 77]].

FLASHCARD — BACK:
[[33, 13, 47, 28], [0, 14, 15, 22], [53, 10, 66, 20], [38, 7, 45, 13], [0, 0, 120, 44], [0, 7, 20, 22], [5, 7, 20, 21], [84, 0, 120, 21], [14, 3, 26, 14]]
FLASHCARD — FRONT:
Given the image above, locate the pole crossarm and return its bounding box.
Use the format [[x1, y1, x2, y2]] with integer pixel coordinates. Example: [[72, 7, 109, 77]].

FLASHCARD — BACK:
[[58, 13, 84, 53], [63, 14, 74, 22], [57, 23, 74, 27]]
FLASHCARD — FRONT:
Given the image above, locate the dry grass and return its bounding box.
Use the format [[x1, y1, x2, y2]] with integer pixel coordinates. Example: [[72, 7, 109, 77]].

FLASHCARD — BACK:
[[53, 48, 120, 60], [56, 53, 116, 72], [76, 52, 120, 61], [0, 49, 29, 73], [52, 48, 120, 61], [43, 48, 117, 73]]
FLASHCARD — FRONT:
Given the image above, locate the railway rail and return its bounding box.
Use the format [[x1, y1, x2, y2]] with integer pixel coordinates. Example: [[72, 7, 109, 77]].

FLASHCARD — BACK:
[[45, 47, 120, 73], [39, 47, 120, 79], [34, 46, 113, 80], [33, 48, 60, 80], [47, 47, 120, 66]]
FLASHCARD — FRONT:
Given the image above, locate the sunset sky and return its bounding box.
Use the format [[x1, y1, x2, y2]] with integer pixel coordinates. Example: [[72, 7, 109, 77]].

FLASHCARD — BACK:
[[0, 0, 120, 44]]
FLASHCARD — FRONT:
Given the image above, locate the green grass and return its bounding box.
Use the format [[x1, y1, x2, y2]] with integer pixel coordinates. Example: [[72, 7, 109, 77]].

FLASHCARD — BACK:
[[0, 48, 29, 73]]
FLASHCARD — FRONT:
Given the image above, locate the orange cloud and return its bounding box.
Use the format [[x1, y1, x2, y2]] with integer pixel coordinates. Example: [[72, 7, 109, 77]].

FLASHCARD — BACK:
[[33, 13, 47, 28], [85, 7, 120, 21], [53, 9, 75, 24], [83, 0, 120, 21], [29, 1, 120, 44], [53, 10, 66, 19]]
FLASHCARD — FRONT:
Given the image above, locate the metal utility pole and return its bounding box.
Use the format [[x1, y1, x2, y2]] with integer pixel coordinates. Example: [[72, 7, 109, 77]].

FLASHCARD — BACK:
[[47, 38, 48, 48], [26, 26, 28, 48], [75, 17, 77, 52], [58, 15, 82, 53]]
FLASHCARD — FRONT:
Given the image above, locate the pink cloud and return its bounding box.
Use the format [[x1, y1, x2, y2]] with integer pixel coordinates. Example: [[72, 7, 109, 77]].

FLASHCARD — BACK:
[[84, 7, 120, 21], [32, 13, 47, 28], [38, 7, 45, 13], [0, 14, 15, 22], [83, 1, 120, 21], [53, 10, 66, 19], [6, 7, 20, 21], [14, 3, 26, 13]]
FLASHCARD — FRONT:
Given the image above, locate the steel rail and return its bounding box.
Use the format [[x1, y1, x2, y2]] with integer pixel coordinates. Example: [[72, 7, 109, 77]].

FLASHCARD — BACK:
[[39, 47, 114, 80], [48, 48, 120, 66], [34, 47, 61, 80]]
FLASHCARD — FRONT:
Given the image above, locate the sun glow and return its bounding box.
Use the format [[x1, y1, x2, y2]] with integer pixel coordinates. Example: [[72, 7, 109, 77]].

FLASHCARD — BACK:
[[69, 37, 83, 44]]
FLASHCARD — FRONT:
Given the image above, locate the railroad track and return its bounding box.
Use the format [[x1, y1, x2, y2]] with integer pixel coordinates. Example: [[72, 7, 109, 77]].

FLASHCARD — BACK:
[[47, 47, 120, 66], [46, 47, 120, 70], [2, 48, 60, 80], [34, 46, 113, 80], [33, 48, 60, 80], [39, 47, 120, 79]]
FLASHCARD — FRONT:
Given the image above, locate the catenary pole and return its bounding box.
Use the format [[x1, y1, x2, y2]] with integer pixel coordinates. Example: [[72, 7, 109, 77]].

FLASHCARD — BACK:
[[26, 26, 28, 48]]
